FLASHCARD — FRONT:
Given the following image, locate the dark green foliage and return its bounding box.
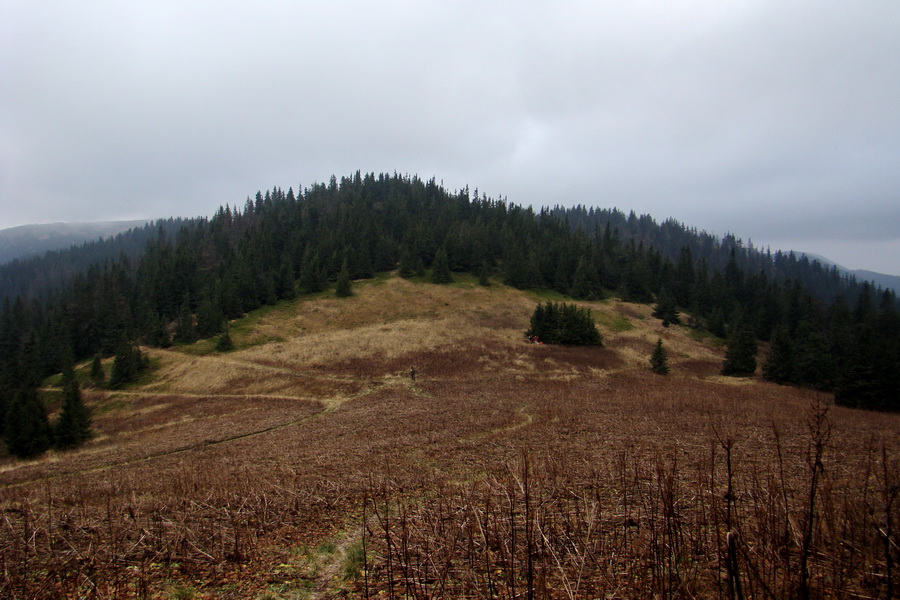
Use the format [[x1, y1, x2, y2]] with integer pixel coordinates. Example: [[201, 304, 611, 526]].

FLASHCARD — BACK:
[[650, 339, 669, 375], [275, 254, 297, 300], [90, 354, 105, 385], [708, 307, 728, 339], [215, 327, 235, 352], [477, 261, 491, 286], [652, 288, 681, 327], [722, 322, 758, 377], [526, 302, 602, 346], [5, 386, 51, 458], [299, 248, 326, 294], [792, 321, 834, 389], [398, 244, 425, 278], [570, 257, 604, 301], [195, 296, 224, 338], [54, 370, 92, 450], [763, 326, 794, 384], [430, 247, 453, 284], [147, 312, 171, 348], [835, 288, 900, 410], [109, 342, 148, 389], [335, 257, 353, 297], [174, 294, 197, 345]]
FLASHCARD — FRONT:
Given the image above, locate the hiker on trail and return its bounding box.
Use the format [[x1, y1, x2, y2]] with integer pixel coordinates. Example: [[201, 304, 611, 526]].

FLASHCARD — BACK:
[[410, 366, 416, 382]]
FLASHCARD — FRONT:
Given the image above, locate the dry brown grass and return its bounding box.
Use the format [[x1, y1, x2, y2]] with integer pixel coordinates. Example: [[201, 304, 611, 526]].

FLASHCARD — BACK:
[[0, 275, 897, 599]]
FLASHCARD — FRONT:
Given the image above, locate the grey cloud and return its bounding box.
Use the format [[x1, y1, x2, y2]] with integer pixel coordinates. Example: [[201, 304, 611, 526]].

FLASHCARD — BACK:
[[2, 0, 898, 274]]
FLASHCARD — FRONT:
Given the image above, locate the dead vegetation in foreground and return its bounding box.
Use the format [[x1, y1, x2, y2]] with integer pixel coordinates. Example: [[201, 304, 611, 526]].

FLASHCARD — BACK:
[[1, 276, 898, 599]]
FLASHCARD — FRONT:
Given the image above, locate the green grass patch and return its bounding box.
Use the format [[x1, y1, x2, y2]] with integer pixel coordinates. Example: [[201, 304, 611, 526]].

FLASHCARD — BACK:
[[527, 288, 569, 302], [175, 338, 219, 356], [688, 328, 726, 346], [316, 541, 337, 555], [342, 539, 366, 580], [593, 310, 635, 332], [433, 271, 482, 289]]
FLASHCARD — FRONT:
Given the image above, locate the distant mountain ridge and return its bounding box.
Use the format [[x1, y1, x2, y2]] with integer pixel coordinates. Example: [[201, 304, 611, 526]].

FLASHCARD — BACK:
[[799, 252, 900, 294], [0, 220, 149, 265]]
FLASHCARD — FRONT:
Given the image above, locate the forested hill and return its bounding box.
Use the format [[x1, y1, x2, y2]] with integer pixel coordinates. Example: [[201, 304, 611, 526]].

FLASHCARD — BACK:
[[1, 172, 898, 427], [0, 218, 193, 301], [0, 220, 150, 265]]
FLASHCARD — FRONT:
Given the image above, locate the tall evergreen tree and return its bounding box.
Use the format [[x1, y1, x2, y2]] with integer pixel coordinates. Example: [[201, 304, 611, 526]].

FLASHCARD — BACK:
[[570, 256, 604, 301], [335, 257, 353, 297], [298, 248, 326, 294], [722, 320, 758, 377], [195, 295, 224, 338], [430, 246, 453, 284], [652, 288, 681, 327], [90, 354, 105, 385], [215, 326, 235, 352], [174, 294, 197, 344], [55, 369, 92, 449], [650, 339, 670, 375], [762, 325, 794, 384], [5, 386, 51, 458]]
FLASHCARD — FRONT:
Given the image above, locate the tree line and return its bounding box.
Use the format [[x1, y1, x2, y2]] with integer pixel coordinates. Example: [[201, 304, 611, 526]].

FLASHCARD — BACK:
[[1, 171, 897, 456]]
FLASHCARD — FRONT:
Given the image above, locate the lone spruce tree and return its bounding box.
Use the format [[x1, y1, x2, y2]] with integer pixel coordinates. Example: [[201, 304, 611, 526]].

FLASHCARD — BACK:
[[215, 326, 235, 352], [55, 368, 92, 449], [650, 338, 670, 375]]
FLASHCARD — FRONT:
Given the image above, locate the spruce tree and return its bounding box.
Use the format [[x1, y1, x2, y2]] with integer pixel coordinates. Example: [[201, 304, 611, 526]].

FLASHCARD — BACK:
[[55, 370, 92, 449], [215, 327, 235, 352], [335, 257, 353, 297], [109, 342, 147, 389], [90, 354, 105, 385], [570, 256, 603, 301], [652, 288, 681, 327], [299, 248, 326, 294], [174, 294, 197, 344], [5, 387, 52, 458], [477, 260, 491, 286], [526, 302, 602, 346], [650, 339, 669, 375], [762, 325, 794, 384], [195, 296, 224, 338], [722, 323, 758, 377], [430, 247, 453, 284]]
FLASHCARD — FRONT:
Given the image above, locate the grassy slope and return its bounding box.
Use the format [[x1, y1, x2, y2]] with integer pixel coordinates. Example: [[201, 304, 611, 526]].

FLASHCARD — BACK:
[[2, 274, 898, 599]]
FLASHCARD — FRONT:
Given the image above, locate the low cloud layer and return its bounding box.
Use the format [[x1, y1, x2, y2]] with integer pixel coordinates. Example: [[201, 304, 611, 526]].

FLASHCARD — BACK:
[[2, 1, 898, 274]]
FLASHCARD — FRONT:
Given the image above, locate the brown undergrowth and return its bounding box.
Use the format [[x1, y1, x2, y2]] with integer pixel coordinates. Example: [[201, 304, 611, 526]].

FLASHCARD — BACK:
[[0, 276, 897, 599]]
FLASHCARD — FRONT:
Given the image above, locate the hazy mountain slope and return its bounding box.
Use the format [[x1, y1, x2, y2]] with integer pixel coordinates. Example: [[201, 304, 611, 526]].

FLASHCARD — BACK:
[[0, 220, 149, 264], [799, 251, 899, 292], [850, 268, 900, 293]]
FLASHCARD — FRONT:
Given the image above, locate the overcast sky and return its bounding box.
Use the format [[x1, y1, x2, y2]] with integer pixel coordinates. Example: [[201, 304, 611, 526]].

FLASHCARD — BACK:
[[2, 1, 899, 274]]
